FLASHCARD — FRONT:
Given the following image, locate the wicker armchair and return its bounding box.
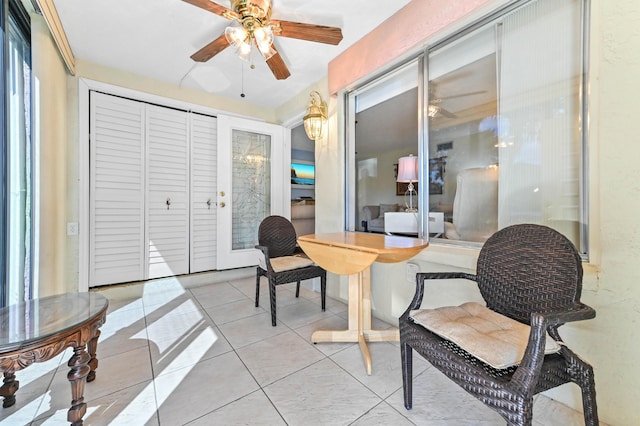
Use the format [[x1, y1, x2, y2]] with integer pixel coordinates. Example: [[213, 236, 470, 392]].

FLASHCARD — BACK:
[[400, 224, 598, 425], [255, 215, 327, 326]]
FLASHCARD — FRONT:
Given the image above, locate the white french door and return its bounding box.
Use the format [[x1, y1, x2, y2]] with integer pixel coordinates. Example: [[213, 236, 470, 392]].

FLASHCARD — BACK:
[[89, 90, 283, 284], [90, 92, 146, 286], [190, 114, 219, 272], [216, 114, 289, 270], [145, 105, 190, 279], [90, 92, 216, 286]]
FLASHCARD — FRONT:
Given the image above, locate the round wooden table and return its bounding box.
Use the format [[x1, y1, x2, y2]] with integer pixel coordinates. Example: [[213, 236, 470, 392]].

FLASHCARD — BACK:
[[298, 232, 428, 375], [0, 292, 109, 425]]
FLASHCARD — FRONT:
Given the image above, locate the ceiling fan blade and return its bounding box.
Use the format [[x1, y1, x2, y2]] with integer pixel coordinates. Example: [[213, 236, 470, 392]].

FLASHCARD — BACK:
[[431, 90, 487, 103], [437, 107, 457, 118], [265, 48, 291, 80], [271, 20, 343, 45], [191, 34, 230, 62], [181, 0, 238, 20]]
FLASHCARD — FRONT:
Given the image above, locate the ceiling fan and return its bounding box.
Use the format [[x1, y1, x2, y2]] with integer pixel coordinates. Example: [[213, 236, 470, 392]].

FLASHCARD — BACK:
[[428, 84, 487, 119], [182, 0, 344, 80]]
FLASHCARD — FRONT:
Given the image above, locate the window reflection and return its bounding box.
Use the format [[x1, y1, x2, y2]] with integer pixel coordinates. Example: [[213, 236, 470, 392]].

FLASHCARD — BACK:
[[353, 62, 419, 233], [428, 46, 499, 242], [429, 0, 584, 248], [348, 0, 586, 252]]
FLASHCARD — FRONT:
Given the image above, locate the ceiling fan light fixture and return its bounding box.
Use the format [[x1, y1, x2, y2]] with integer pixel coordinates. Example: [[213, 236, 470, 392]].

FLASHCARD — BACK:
[[253, 25, 273, 45], [303, 91, 327, 141], [225, 23, 248, 46], [256, 40, 276, 59], [226, 23, 253, 61], [254, 25, 276, 59], [428, 104, 441, 118], [236, 40, 252, 61]]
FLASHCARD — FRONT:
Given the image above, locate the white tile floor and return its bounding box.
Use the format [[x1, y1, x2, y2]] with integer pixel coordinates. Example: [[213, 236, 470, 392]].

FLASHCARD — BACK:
[[1, 274, 598, 425]]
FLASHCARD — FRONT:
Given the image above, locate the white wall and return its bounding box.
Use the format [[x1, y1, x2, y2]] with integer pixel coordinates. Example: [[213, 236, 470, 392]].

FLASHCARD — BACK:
[[556, 0, 640, 422], [31, 14, 73, 297]]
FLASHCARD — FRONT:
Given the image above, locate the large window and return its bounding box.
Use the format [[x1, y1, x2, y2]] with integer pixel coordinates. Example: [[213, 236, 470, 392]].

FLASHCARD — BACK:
[[1, 0, 32, 306], [347, 0, 588, 256], [348, 61, 421, 233]]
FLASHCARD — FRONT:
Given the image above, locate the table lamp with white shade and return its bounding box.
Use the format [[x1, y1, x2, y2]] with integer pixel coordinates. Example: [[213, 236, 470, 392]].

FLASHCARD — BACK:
[[397, 154, 418, 212]]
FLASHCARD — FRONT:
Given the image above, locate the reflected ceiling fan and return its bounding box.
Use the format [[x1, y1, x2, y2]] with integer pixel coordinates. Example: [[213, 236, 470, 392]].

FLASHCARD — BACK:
[[182, 0, 343, 80], [428, 84, 487, 119]]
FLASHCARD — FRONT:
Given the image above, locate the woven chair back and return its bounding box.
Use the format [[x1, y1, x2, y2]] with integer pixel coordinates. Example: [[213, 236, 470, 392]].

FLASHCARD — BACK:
[[475, 224, 583, 324], [258, 215, 297, 258]]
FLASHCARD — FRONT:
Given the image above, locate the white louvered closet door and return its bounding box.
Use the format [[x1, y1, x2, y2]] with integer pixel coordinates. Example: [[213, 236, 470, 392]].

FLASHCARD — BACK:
[[190, 114, 218, 273], [90, 92, 146, 286], [146, 105, 190, 279]]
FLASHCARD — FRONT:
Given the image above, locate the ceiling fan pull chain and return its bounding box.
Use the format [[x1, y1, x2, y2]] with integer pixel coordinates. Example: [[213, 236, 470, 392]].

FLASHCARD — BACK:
[[240, 61, 246, 98]]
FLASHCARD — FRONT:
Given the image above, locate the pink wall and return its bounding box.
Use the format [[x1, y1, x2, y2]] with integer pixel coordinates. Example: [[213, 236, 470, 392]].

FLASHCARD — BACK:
[[328, 0, 495, 95]]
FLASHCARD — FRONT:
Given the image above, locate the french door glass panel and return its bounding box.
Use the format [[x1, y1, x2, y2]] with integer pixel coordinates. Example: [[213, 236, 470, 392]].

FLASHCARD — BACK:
[[216, 115, 287, 270], [231, 129, 271, 250]]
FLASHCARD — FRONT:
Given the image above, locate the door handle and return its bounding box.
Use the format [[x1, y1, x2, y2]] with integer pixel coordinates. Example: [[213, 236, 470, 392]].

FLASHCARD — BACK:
[[220, 202, 226, 208]]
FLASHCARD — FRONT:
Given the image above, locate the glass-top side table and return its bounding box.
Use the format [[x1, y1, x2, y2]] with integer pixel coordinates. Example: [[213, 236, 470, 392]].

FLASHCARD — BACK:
[[0, 292, 109, 425]]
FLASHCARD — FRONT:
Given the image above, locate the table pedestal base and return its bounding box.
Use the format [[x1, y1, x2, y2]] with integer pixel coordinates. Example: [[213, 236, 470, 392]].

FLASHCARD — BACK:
[[311, 269, 399, 375]]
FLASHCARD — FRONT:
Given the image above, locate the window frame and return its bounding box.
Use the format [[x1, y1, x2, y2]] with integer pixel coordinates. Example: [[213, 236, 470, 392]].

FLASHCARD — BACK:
[[0, 1, 6, 307], [344, 0, 590, 258], [1, 0, 32, 306]]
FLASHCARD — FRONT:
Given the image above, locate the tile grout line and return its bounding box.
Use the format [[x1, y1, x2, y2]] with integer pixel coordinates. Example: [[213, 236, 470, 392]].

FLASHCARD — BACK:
[[142, 299, 163, 426]]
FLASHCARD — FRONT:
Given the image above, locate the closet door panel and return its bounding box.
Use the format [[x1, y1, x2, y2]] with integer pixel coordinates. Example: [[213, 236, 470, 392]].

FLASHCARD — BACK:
[[190, 114, 218, 273], [146, 105, 190, 278], [90, 92, 145, 286]]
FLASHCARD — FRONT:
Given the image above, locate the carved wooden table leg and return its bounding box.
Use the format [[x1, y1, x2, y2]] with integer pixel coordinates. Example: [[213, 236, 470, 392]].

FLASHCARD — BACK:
[[1, 292, 108, 424], [67, 345, 91, 426], [0, 372, 19, 408], [86, 329, 101, 382]]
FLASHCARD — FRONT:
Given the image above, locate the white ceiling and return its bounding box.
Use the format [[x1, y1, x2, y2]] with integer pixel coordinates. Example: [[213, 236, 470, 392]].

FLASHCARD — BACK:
[[52, 0, 412, 109]]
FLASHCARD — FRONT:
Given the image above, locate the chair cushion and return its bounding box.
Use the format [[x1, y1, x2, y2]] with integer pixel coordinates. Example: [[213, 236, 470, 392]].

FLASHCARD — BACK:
[[260, 254, 315, 272], [409, 302, 560, 369]]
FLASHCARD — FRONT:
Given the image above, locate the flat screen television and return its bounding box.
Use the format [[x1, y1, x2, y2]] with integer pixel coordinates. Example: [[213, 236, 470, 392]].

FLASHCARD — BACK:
[[291, 161, 315, 189]]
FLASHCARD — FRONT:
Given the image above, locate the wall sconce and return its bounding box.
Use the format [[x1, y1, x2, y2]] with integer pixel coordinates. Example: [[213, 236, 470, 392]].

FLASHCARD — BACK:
[[303, 91, 327, 141]]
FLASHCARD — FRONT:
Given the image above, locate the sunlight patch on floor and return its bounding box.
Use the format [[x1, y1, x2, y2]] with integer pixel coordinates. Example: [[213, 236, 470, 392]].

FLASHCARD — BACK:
[[116, 327, 217, 424], [139, 299, 206, 353]]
